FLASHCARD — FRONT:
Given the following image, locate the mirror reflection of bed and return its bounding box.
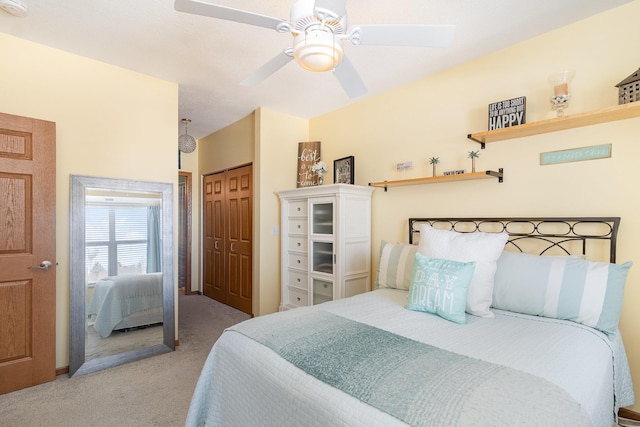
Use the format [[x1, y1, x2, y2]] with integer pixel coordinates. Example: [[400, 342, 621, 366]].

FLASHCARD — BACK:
[[85, 273, 164, 361]]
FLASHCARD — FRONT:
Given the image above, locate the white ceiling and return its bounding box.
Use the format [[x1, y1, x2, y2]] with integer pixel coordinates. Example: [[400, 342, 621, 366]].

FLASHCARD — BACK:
[[0, 0, 632, 139]]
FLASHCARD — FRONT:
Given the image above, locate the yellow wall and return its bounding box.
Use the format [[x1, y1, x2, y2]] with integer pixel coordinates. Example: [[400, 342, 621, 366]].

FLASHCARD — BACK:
[[309, 1, 640, 411], [0, 33, 179, 369], [198, 112, 255, 175], [254, 108, 309, 315]]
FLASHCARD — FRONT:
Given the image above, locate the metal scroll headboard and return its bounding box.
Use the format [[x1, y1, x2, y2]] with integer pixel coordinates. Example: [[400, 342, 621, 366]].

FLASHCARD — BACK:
[[408, 217, 620, 263]]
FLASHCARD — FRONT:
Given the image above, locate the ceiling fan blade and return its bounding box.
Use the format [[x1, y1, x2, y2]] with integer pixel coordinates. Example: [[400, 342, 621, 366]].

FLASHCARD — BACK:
[[355, 24, 456, 47], [174, 0, 286, 30], [333, 56, 367, 99], [314, 0, 346, 18], [240, 50, 294, 86]]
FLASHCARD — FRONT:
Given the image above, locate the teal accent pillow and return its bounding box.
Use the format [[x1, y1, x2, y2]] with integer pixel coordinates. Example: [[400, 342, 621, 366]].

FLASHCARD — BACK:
[[493, 250, 632, 336], [376, 241, 418, 290], [406, 253, 476, 324]]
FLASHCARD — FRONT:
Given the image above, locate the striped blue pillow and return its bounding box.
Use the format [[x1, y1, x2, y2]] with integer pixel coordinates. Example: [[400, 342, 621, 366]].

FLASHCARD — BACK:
[[375, 241, 418, 290], [493, 251, 632, 336]]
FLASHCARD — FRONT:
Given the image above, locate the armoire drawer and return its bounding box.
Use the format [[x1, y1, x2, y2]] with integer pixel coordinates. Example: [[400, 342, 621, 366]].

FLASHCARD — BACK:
[[287, 253, 308, 271], [288, 236, 307, 253], [288, 270, 308, 290], [287, 287, 308, 307], [287, 200, 308, 217], [288, 219, 307, 234]]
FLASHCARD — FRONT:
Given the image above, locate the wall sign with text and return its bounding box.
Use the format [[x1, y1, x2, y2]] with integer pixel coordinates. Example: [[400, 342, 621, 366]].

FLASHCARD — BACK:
[[540, 144, 612, 166], [488, 96, 526, 130], [297, 141, 321, 187]]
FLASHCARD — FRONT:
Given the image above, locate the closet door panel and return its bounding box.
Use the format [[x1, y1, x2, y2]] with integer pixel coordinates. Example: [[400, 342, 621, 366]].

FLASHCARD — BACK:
[[202, 172, 226, 302], [202, 175, 215, 299], [224, 165, 253, 315]]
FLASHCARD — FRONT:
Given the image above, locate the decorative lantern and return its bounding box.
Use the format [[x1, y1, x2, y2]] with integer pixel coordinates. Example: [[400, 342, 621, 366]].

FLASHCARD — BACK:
[[615, 67, 640, 104]]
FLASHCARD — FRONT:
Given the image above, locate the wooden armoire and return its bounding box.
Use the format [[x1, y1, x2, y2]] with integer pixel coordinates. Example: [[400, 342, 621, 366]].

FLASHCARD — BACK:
[[202, 164, 253, 315]]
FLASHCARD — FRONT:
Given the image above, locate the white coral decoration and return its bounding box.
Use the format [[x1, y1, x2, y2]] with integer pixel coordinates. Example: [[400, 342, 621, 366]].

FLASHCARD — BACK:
[[311, 161, 328, 176], [551, 94, 570, 106]]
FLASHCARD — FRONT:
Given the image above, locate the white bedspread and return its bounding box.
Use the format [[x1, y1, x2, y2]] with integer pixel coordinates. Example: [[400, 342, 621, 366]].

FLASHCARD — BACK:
[[186, 289, 634, 427], [87, 273, 163, 338]]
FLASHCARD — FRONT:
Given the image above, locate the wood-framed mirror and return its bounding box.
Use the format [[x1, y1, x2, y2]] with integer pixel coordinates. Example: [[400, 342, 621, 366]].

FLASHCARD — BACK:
[[69, 175, 175, 377]]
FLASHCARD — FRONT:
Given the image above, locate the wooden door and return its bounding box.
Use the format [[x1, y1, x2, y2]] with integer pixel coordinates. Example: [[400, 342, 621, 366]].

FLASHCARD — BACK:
[[225, 165, 252, 315], [0, 112, 56, 394], [203, 172, 226, 302]]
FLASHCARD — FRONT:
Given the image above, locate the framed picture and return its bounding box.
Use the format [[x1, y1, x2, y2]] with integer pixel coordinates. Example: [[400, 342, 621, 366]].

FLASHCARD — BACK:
[[334, 156, 354, 184]]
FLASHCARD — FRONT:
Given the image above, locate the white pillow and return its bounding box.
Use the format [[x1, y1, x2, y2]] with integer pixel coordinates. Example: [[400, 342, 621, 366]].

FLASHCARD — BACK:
[[418, 224, 508, 318]]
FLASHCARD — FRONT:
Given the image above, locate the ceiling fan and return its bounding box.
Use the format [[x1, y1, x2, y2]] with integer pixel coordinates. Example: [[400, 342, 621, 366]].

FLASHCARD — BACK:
[[174, 0, 455, 98]]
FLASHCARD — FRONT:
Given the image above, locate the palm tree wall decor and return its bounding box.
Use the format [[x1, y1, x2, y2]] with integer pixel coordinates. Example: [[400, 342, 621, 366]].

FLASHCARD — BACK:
[[429, 157, 440, 176], [468, 151, 480, 172]]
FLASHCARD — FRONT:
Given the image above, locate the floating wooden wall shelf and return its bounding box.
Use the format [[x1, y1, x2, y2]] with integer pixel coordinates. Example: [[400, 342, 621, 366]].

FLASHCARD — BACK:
[[369, 169, 503, 192], [468, 102, 640, 148]]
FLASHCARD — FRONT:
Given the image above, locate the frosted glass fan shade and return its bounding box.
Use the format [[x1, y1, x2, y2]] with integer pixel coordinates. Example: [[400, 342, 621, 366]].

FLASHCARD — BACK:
[[178, 133, 197, 153], [293, 30, 344, 72]]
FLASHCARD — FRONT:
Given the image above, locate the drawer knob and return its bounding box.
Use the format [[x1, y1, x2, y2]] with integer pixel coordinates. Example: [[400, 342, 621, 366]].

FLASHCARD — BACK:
[[297, 225, 301, 229], [297, 278, 301, 282], [297, 260, 301, 264], [297, 297, 301, 301], [297, 207, 301, 211], [297, 242, 301, 246]]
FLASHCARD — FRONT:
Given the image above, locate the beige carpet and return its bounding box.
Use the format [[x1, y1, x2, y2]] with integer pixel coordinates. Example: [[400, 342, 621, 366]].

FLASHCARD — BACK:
[[0, 292, 251, 427]]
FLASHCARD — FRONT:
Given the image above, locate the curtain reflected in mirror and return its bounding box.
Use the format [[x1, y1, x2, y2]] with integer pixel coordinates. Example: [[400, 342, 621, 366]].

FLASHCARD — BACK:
[[70, 175, 174, 377]]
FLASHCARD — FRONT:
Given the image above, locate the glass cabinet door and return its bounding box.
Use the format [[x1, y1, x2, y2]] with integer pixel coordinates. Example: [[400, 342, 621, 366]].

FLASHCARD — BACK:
[[312, 241, 333, 274], [313, 278, 333, 305], [309, 198, 335, 304], [312, 202, 333, 235]]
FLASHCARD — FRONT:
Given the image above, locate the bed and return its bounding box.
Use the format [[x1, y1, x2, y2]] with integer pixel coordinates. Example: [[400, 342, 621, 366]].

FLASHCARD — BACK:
[[186, 217, 635, 427], [87, 272, 163, 338]]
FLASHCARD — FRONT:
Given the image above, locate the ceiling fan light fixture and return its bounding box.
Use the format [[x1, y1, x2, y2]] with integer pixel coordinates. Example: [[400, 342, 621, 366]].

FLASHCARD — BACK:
[[178, 118, 197, 153], [293, 29, 344, 72], [176, 0, 455, 98], [0, 0, 28, 17]]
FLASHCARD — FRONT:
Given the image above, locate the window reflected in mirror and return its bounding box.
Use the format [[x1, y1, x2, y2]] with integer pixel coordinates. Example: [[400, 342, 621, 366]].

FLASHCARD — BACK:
[[85, 189, 163, 283]]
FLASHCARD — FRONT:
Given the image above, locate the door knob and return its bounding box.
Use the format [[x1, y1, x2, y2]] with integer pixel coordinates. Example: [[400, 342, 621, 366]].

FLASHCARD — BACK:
[[29, 260, 53, 271]]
